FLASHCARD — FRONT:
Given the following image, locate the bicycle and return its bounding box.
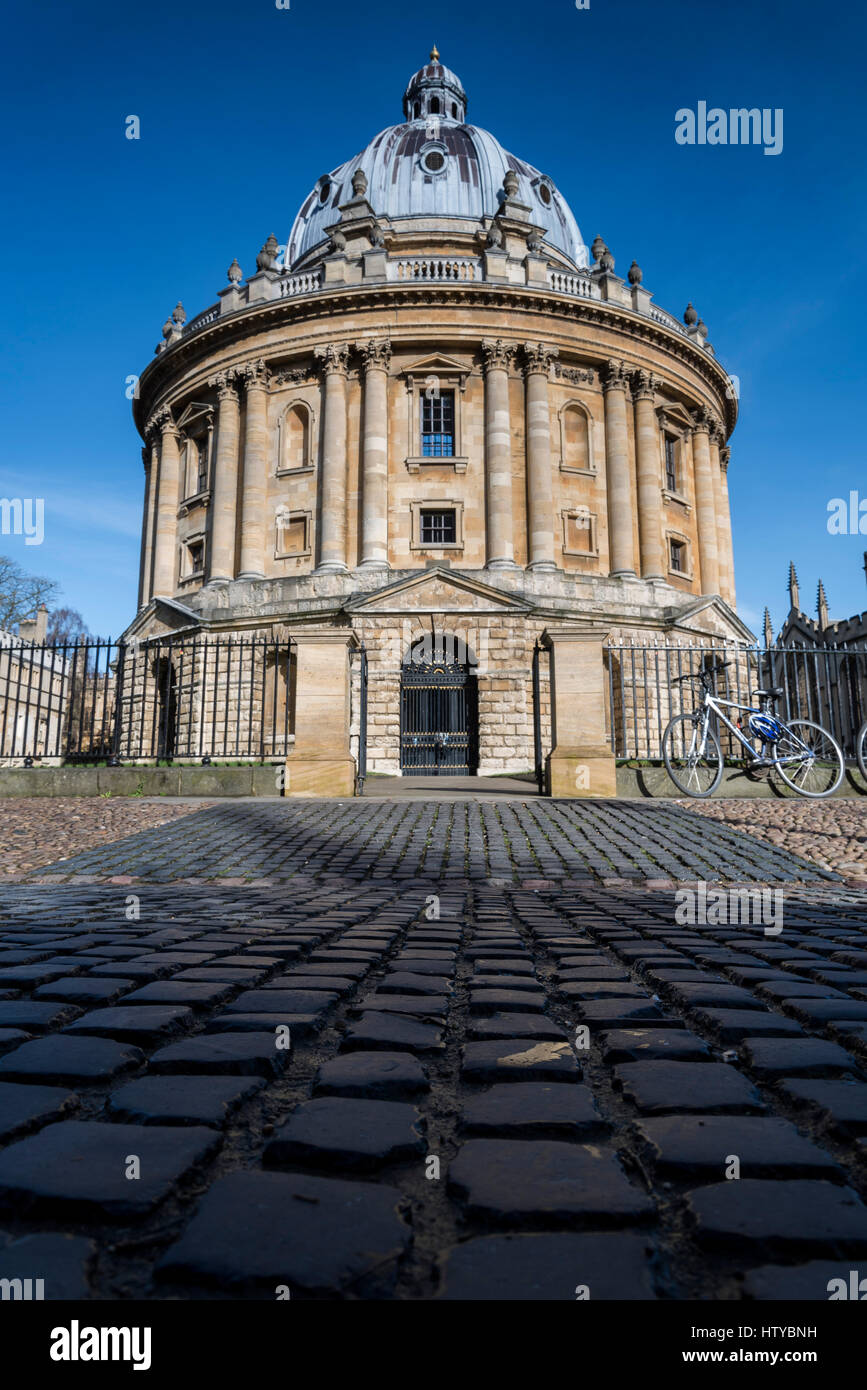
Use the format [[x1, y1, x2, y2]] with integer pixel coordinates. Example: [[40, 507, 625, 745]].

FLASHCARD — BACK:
[[661, 661, 845, 798], [857, 720, 867, 783]]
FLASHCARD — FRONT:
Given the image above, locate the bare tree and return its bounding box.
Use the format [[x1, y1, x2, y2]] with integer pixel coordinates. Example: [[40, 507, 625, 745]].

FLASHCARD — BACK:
[[0, 555, 60, 632], [45, 606, 91, 645]]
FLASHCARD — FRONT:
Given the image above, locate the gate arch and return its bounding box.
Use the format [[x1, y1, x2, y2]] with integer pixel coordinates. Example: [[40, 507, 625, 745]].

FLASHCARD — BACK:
[[400, 633, 478, 774]]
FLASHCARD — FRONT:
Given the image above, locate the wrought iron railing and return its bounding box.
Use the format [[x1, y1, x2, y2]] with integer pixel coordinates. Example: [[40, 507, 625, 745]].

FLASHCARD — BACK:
[[605, 640, 867, 760]]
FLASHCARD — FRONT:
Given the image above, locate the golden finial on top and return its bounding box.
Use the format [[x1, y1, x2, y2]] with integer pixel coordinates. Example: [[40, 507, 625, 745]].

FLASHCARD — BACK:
[[430, 44, 440, 61]]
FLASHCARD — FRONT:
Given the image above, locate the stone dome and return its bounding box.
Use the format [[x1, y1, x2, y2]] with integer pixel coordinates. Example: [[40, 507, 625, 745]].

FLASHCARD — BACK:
[[286, 49, 588, 272]]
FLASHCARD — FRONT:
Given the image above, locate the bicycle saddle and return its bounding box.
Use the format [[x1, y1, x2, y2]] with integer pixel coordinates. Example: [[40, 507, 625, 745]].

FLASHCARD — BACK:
[[755, 686, 784, 698]]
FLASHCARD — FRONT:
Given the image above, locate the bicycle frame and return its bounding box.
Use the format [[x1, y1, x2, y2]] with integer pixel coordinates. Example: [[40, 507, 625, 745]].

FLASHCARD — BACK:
[[691, 690, 814, 768]]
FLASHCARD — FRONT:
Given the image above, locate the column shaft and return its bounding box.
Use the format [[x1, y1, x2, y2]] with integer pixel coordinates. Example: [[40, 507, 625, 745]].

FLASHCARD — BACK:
[[238, 361, 269, 579], [208, 374, 241, 582], [602, 363, 635, 576], [138, 437, 159, 608], [151, 413, 181, 596], [719, 446, 736, 607], [692, 415, 720, 594], [523, 343, 557, 571], [482, 339, 517, 568], [358, 339, 391, 569], [633, 379, 665, 580], [315, 344, 350, 573]]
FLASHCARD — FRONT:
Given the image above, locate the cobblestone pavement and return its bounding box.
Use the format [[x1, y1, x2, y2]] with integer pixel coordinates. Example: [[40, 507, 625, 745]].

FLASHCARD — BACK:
[[681, 798, 867, 886], [26, 798, 838, 886], [1, 800, 866, 1301], [0, 798, 212, 880]]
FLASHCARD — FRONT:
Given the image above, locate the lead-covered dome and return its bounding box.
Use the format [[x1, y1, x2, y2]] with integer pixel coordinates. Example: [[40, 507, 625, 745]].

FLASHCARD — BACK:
[[287, 49, 588, 272]]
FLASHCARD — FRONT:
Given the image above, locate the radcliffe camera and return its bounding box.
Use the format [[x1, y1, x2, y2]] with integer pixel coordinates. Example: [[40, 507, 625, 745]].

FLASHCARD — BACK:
[[0, 0, 865, 1367]]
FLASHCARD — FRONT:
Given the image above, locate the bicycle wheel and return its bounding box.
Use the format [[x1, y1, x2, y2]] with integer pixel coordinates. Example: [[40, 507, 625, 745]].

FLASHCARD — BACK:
[[662, 714, 723, 797], [774, 719, 844, 797], [857, 721, 867, 783]]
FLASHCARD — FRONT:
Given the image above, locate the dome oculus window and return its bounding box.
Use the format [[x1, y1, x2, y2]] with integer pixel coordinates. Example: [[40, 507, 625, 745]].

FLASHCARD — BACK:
[[537, 181, 552, 207], [318, 179, 331, 204], [421, 148, 446, 174]]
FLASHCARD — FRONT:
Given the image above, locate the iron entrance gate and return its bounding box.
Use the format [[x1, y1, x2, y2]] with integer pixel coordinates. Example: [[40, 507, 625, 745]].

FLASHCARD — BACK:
[[400, 658, 477, 774]]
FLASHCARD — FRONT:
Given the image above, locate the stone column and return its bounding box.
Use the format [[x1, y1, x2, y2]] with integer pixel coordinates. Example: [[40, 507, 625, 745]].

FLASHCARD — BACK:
[[719, 445, 736, 608], [481, 339, 518, 569], [138, 431, 159, 608], [632, 370, 665, 580], [207, 371, 241, 583], [314, 344, 351, 573], [543, 625, 616, 797], [151, 409, 181, 597], [284, 629, 358, 796], [602, 360, 636, 577], [709, 424, 731, 604], [357, 337, 391, 571], [238, 360, 270, 580], [523, 342, 558, 571], [691, 408, 720, 595]]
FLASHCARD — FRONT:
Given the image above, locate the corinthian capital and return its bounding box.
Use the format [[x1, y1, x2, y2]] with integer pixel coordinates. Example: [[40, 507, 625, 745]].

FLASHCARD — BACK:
[[522, 342, 559, 376], [150, 406, 177, 438], [208, 369, 240, 403], [690, 404, 714, 435], [480, 338, 517, 373], [356, 337, 392, 373], [601, 359, 630, 392], [242, 359, 270, 390], [314, 343, 351, 377], [630, 368, 660, 400]]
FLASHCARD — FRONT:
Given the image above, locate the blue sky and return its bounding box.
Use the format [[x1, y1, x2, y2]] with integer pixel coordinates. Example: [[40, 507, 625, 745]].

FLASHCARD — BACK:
[[1, 0, 865, 638]]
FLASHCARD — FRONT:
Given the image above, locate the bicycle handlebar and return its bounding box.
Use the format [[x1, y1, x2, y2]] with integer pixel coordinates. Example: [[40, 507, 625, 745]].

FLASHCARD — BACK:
[[671, 662, 731, 686]]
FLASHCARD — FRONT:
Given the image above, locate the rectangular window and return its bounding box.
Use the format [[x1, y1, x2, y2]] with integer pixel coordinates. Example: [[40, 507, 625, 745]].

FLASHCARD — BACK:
[[664, 436, 678, 492], [187, 540, 204, 575], [420, 509, 456, 546], [669, 538, 685, 573], [421, 390, 455, 457]]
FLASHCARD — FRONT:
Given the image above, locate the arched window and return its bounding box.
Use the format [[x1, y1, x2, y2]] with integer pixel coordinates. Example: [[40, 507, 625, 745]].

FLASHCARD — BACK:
[[451, 102, 458, 118], [278, 401, 313, 474], [559, 401, 592, 473], [413, 101, 420, 118], [429, 96, 440, 114]]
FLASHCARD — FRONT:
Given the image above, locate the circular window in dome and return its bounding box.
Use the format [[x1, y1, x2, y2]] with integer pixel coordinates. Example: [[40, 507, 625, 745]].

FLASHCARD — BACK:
[[537, 182, 552, 207], [421, 148, 446, 174], [318, 179, 331, 204]]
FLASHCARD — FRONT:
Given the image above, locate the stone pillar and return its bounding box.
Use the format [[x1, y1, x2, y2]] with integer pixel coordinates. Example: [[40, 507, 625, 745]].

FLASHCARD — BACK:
[[357, 337, 391, 570], [207, 371, 241, 583], [481, 338, 518, 569], [151, 409, 181, 597], [719, 444, 736, 608], [523, 342, 558, 571], [238, 360, 270, 580], [632, 370, 665, 580], [314, 344, 351, 573], [543, 625, 616, 797], [284, 629, 358, 796], [138, 431, 159, 608], [691, 408, 720, 595], [602, 361, 636, 577]]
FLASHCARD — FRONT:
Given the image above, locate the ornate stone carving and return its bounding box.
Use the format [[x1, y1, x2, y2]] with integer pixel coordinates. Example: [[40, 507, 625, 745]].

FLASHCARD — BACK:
[[351, 168, 368, 198], [719, 445, 731, 470], [255, 235, 279, 272], [242, 359, 270, 390], [484, 219, 504, 249], [356, 337, 392, 372], [630, 368, 659, 400], [208, 370, 240, 402], [172, 302, 186, 326], [552, 363, 595, 386], [314, 343, 351, 376], [601, 359, 630, 391], [273, 366, 314, 386], [480, 338, 517, 373], [150, 406, 176, 436], [227, 258, 242, 285], [522, 342, 558, 375], [684, 302, 698, 326], [328, 227, 347, 255], [627, 260, 642, 286], [690, 404, 714, 434], [502, 169, 519, 198], [591, 236, 615, 271]]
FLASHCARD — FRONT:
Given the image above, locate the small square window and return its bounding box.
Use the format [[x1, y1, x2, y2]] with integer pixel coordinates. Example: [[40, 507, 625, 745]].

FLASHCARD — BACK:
[[420, 509, 456, 546], [276, 510, 311, 559], [187, 540, 204, 575], [664, 436, 678, 492], [421, 391, 455, 458], [669, 538, 686, 573]]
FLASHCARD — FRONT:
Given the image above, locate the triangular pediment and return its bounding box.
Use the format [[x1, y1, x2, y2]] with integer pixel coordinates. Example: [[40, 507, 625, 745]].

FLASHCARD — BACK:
[[122, 596, 202, 643], [403, 353, 471, 377], [666, 595, 755, 643], [346, 567, 532, 615]]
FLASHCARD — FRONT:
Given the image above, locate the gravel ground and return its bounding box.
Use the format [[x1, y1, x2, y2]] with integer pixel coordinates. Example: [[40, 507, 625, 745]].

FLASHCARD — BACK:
[[680, 798, 867, 883], [0, 799, 212, 879]]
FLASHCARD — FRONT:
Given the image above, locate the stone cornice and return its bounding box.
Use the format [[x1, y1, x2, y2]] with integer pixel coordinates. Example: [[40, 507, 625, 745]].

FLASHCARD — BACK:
[[135, 282, 737, 437]]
